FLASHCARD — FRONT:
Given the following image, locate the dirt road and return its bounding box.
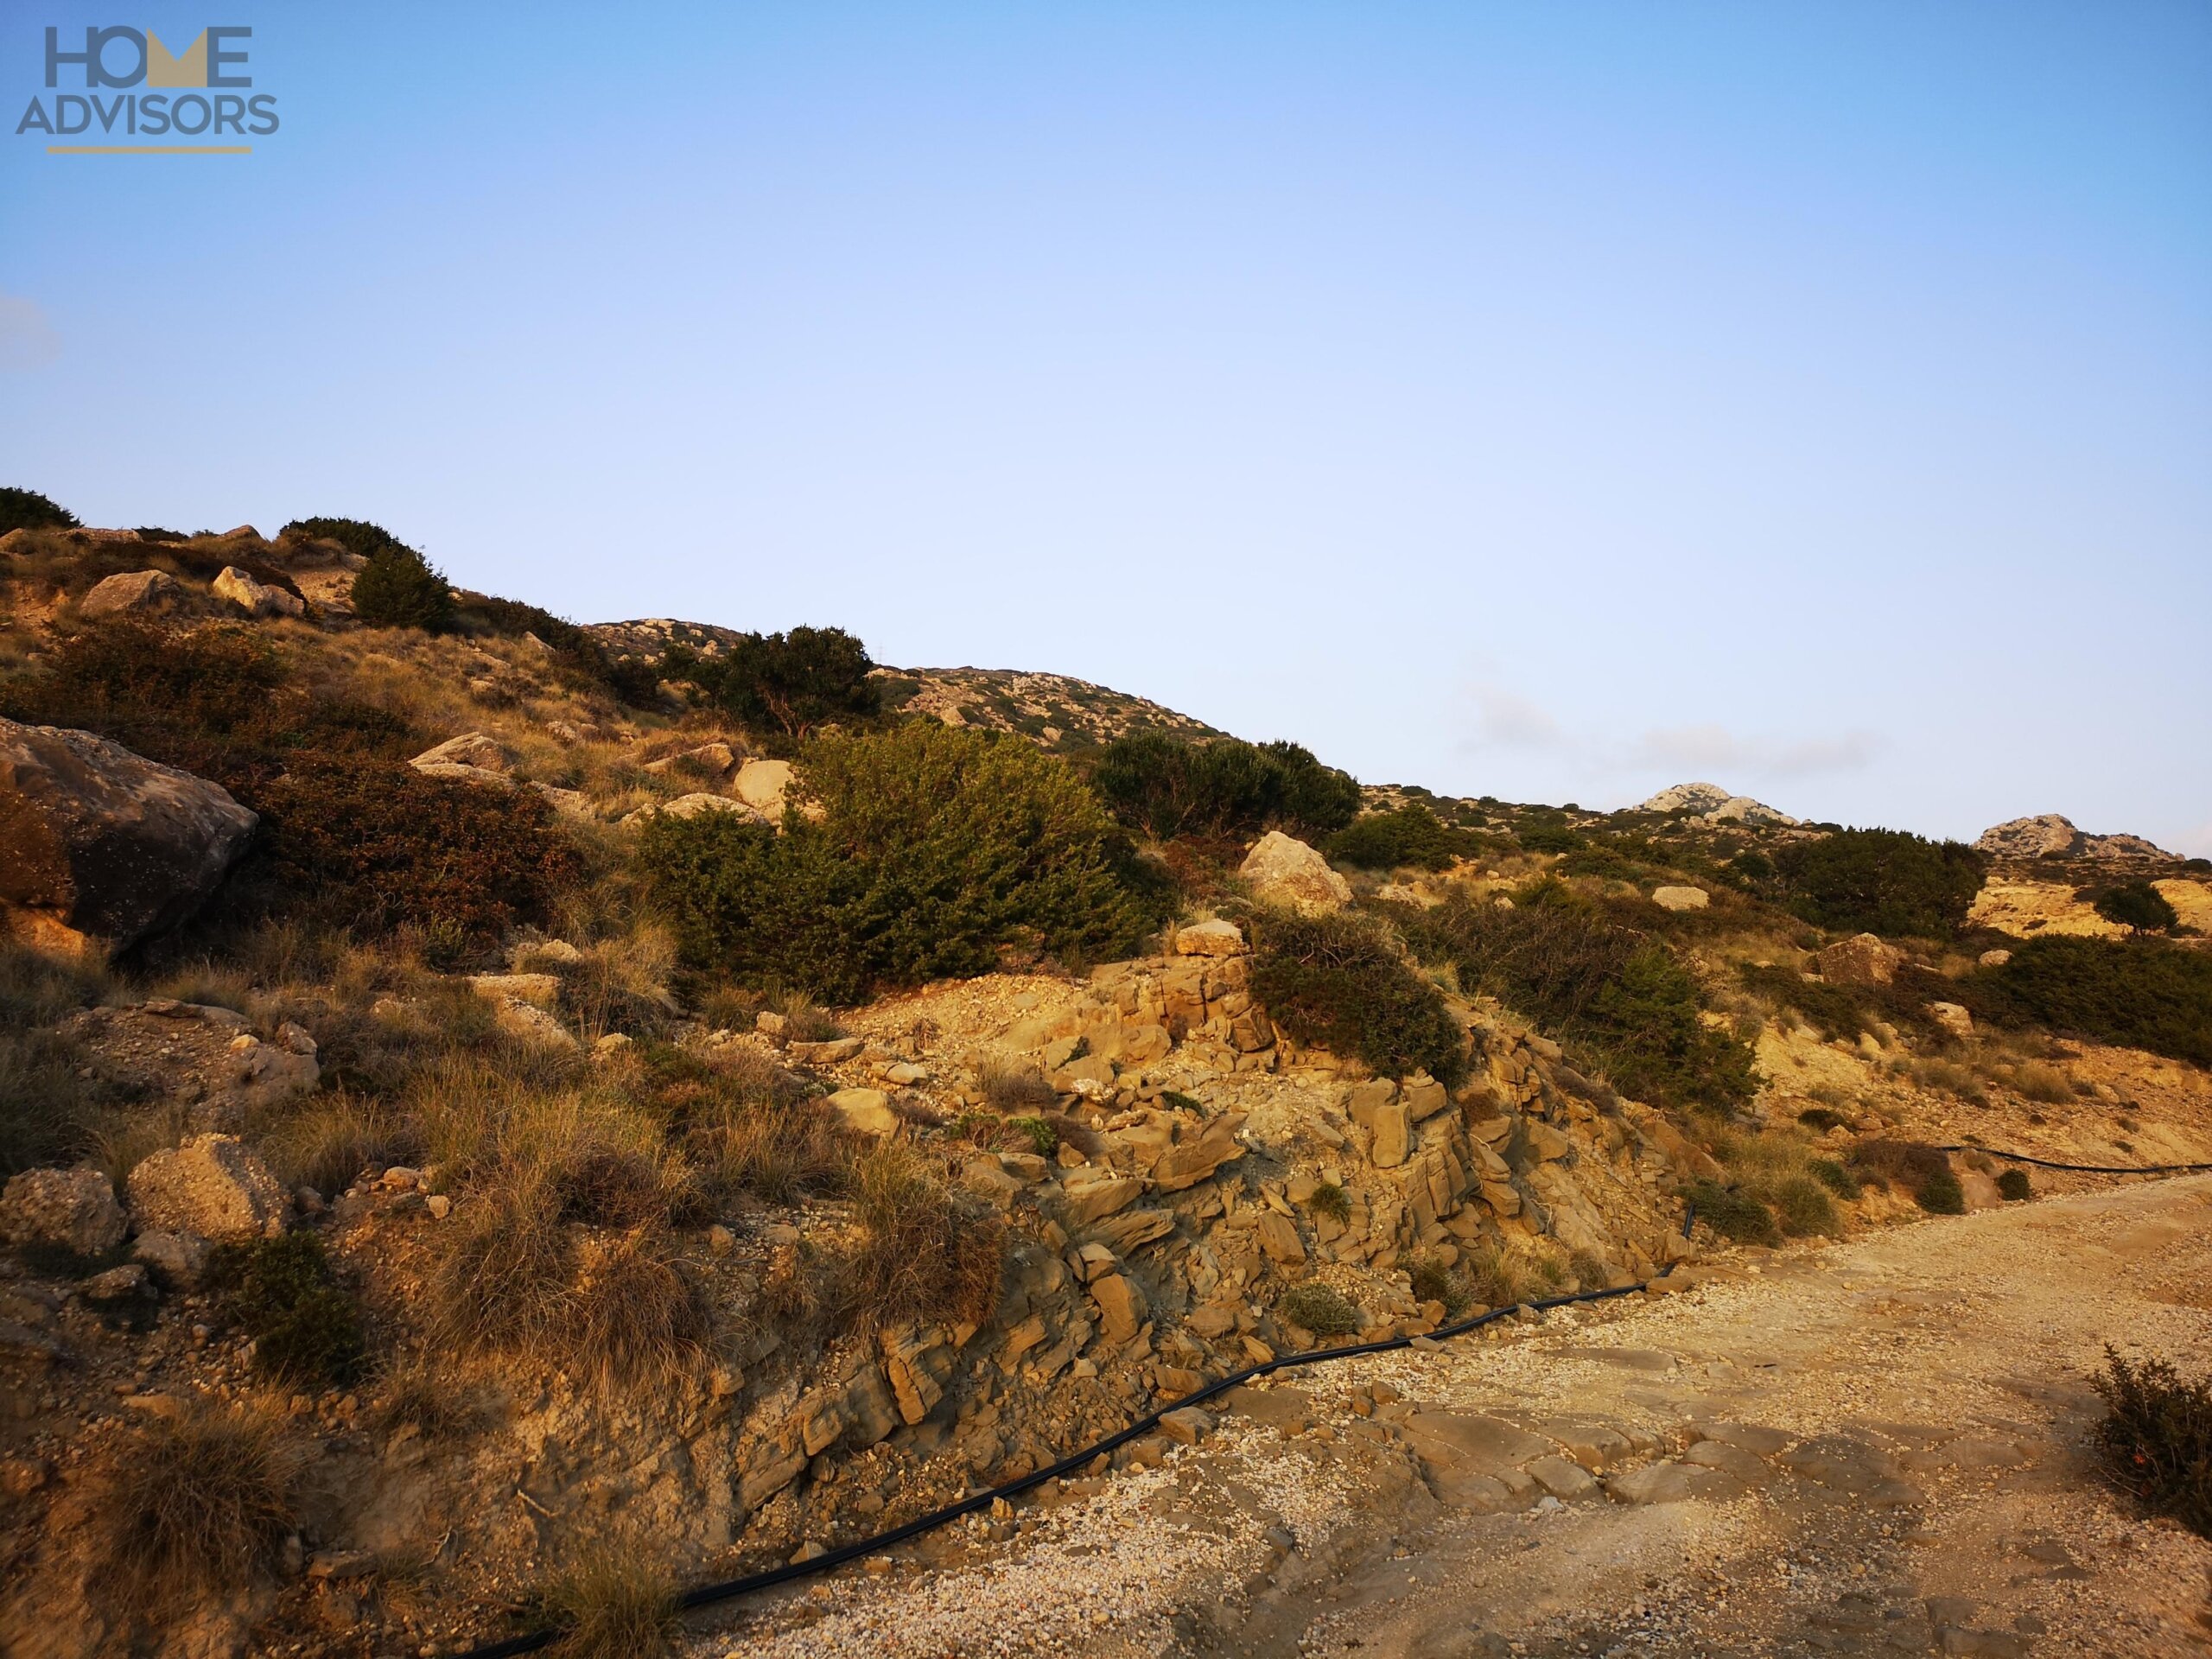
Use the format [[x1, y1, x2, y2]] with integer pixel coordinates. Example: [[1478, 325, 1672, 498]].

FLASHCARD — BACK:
[[694, 1178, 2212, 1659]]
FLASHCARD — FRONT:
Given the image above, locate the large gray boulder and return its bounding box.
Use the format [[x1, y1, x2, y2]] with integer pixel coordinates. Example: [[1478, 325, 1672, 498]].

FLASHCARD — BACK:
[[0, 717, 257, 958], [0, 1166, 128, 1257], [125, 1134, 286, 1242], [79, 569, 183, 619], [1238, 830, 1351, 912]]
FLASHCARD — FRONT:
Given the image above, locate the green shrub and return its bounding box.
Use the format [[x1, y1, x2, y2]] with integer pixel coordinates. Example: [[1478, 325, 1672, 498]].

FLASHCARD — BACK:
[[349, 540, 455, 632], [1275, 1281, 1360, 1338], [1850, 1140, 1964, 1212], [1090, 731, 1360, 842], [257, 760, 579, 944], [1516, 823, 1584, 854], [1006, 1115, 1058, 1157], [0, 486, 78, 535], [2088, 880, 2180, 934], [1996, 1166, 2032, 1202], [1773, 1175, 1839, 1237], [1680, 1180, 1780, 1246], [457, 594, 660, 707], [2092, 1348, 2211, 1537], [279, 515, 407, 561], [1307, 1181, 1351, 1223], [1246, 907, 1466, 1085], [207, 1233, 366, 1389], [1807, 1157, 1860, 1198], [1773, 828, 1985, 939], [640, 723, 1173, 1001], [665, 626, 880, 747], [1969, 936, 2212, 1067], [1407, 892, 1756, 1112], [1328, 804, 1466, 872]]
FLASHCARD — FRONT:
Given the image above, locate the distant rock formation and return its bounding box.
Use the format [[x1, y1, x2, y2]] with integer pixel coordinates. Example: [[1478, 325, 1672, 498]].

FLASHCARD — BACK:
[[1974, 814, 2171, 862], [1637, 782, 1797, 827]]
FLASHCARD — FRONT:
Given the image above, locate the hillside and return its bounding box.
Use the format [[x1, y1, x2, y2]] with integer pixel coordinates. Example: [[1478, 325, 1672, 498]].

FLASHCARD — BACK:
[[0, 513, 2209, 1659]]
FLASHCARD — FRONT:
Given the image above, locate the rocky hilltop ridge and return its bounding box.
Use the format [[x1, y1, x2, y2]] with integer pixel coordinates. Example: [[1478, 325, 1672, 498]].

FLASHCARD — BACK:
[[1974, 811, 2173, 866]]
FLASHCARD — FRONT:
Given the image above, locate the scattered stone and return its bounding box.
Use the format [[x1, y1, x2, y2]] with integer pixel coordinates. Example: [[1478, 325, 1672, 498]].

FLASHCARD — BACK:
[[1173, 918, 1246, 957], [131, 1230, 210, 1288], [828, 1088, 899, 1136], [211, 565, 304, 617], [790, 1037, 865, 1065], [1159, 1407, 1214, 1446], [0, 1166, 127, 1256], [79, 569, 183, 617], [1817, 933, 1906, 987], [0, 717, 257, 958], [1238, 831, 1352, 912], [410, 732, 515, 775], [1605, 1461, 1746, 1505], [1928, 1001, 1974, 1039], [1526, 1454, 1599, 1498], [125, 1134, 287, 1242]]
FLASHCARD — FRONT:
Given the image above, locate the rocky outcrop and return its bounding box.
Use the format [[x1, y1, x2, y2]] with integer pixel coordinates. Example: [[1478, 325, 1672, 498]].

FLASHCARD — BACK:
[[1237, 831, 1351, 912], [0, 1167, 128, 1257], [60, 1001, 319, 1131], [1817, 933, 1904, 987], [0, 718, 257, 957], [1637, 782, 1796, 827], [125, 1134, 287, 1241], [1974, 813, 2170, 863], [78, 569, 182, 618], [211, 564, 304, 617]]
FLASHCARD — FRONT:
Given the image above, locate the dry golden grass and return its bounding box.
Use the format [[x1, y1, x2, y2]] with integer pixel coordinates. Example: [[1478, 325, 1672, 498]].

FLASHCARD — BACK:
[[836, 1142, 1004, 1332], [91, 1408, 298, 1609], [540, 1541, 679, 1658]]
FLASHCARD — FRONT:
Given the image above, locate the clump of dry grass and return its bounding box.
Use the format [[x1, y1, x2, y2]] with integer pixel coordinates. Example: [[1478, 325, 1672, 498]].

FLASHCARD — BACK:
[[980, 1058, 1058, 1115], [836, 1143, 1004, 1332], [257, 1090, 408, 1195], [92, 1409, 298, 1607], [1463, 1239, 1567, 1308], [539, 1541, 679, 1658]]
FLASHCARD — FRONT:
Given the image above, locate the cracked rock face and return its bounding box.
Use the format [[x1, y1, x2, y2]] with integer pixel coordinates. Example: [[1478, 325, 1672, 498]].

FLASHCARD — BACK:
[[0, 717, 257, 958]]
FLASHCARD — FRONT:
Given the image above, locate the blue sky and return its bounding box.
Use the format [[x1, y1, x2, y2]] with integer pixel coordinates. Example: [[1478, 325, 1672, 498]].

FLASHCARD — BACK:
[[4, 2, 2208, 851]]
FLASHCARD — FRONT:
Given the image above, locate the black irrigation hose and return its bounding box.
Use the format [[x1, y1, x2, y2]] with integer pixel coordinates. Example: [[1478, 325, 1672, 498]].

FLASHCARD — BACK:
[[458, 1146, 2210, 1657], [1931, 1144, 2212, 1175]]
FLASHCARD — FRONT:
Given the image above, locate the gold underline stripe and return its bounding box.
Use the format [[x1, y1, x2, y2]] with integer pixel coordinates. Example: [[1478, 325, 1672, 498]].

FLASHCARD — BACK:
[[48, 144, 253, 156]]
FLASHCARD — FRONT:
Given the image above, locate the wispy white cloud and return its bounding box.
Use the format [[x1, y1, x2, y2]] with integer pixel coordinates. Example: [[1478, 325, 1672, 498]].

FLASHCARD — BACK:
[[0, 294, 60, 371], [1460, 677, 1567, 749], [1626, 722, 1877, 778]]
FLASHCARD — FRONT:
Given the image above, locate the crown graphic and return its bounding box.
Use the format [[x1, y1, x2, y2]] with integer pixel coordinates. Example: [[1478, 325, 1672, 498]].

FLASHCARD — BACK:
[[145, 29, 208, 88]]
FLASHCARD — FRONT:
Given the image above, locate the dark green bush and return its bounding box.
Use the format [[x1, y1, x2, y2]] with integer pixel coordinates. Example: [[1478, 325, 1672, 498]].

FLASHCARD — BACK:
[[1328, 804, 1467, 872], [666, 626, 880, 747], [1807, 1156, 1860, 1198], [1774, 828, 1986, 939], [640, 722, 1173, 1001], [1679, 1180, 1779, 1246], [1774, 1175, 1839, 1237], [1276, 1281, 1361, 1338], [349, 540, 455, 632], [2088, 880, 2180, 934], [1725, 849, 1775, 884], [256, 760, 579, 944], [455, 593, 660, 707], [1996, 1166, 2032, 1202], [1968, 936, 2212, 1067], [2092, 1348, 2211, 1537], [1516, 823, 1584, 855], [207, 1233, 365, 1388], [0, 486, 77, 535], [1406, 890, 1756, 1112], [279, 515, 406, 561], [1852, 1140, 1964, 1213], [1090, 731, 1360, 842], [1247, 907, 1466, 1085]]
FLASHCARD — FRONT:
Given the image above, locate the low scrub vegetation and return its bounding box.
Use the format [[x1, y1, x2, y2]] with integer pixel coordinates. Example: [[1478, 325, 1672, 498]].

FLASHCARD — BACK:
[[836, 1142, 1004, 1331], [454, 593, 661, 708], [2092, 1349, 2210, 1537], [641, 722, 1173, 1001], [93, 1409, 297, 1607], [537, 1541, 679, 1658], [1245, 907, 1467, 1085], [1969, 936, 2212, 1067], [664, 626, 881, 748], [1327, 803, 1472, 872], [207, 1232, 367, 1389], [349, 538, 457, 632], [1275, 1280, 1360, 1338], [1090, 730, 1360, 843], [1407, 885, 1755, 1112], [1679, 1180, 1781, 1246], [2088, 879, 2181, 935], [1850, 1140, 1964, 1213], [1770, 827, 1986, 939]]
